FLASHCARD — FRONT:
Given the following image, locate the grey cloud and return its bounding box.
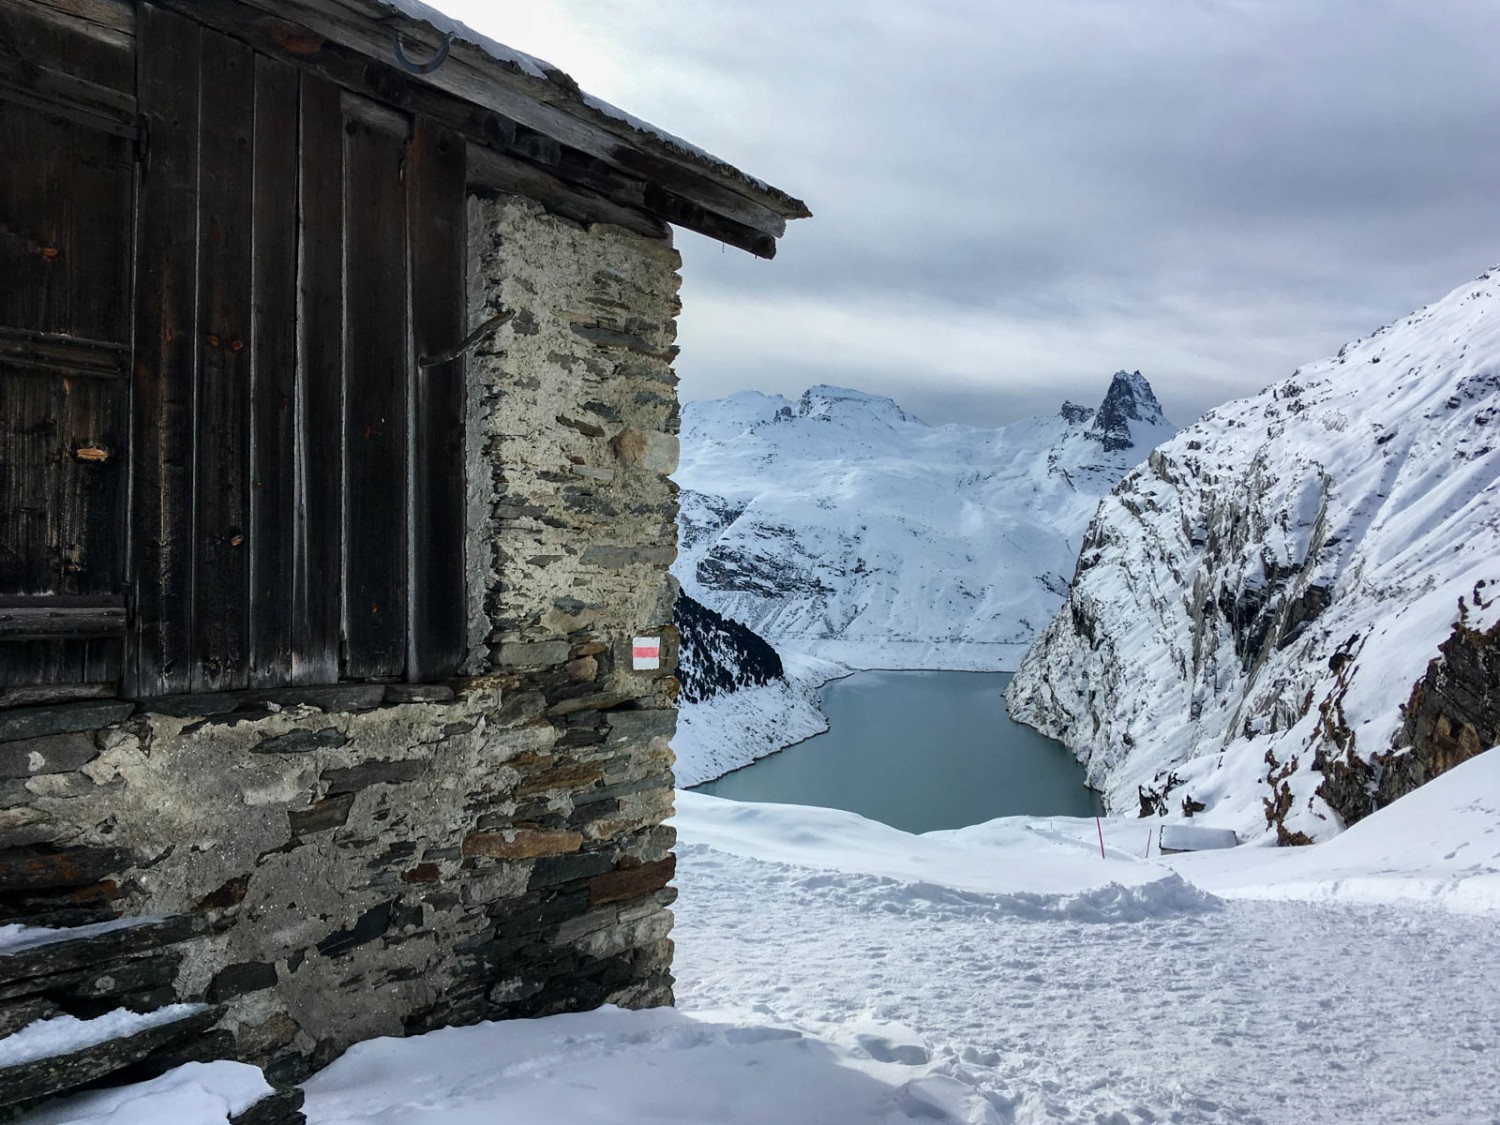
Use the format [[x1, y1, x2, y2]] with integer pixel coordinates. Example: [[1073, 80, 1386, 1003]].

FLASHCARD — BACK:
[[451, 0, 1500, 427]]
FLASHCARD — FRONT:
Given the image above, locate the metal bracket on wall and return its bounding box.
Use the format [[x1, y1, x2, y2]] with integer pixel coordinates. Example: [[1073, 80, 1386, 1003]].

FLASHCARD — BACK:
[[392, 29, 454, 76], [419, 308, 515, 369]]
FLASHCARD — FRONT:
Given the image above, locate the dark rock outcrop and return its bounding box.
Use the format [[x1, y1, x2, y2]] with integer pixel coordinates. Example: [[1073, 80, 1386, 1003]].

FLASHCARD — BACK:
[[1318, 612, 1499, 826], [672, 592, 784, 705], [1059, 401, 1095, 425], [1087, 370, 1168, 452]]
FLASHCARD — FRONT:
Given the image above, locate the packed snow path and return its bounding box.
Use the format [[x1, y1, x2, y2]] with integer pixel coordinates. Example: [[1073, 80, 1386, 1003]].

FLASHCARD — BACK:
[[674, 842, 1500, 1125], [32, 756, 1500, 1124]]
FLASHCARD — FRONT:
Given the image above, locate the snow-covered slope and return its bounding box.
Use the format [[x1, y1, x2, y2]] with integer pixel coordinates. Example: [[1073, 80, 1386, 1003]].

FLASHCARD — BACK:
[[670, 590, 835, 786], [1009, 269, 1500, 840], [675, 375, 1174, 669]]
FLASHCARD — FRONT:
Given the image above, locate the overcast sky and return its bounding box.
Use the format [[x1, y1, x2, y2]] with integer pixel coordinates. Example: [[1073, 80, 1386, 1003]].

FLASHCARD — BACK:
[[444, 0, 1500, 427]]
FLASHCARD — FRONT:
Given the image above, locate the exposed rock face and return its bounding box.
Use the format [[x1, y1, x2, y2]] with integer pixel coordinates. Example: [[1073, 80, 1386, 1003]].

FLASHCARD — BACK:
[[1319, 611, 1500, 825], [674, 375, 1175, 669], [1087, 370, 1168, 452], [673, 592, 784, 705], [1008, 269, 1500, 840], [1058, 401, 1095, 425]]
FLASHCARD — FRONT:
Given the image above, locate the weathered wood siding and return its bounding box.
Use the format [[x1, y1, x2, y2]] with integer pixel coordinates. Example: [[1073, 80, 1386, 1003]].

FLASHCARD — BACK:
[[0, 0, 136, 697], [10, 1, 472, 700]]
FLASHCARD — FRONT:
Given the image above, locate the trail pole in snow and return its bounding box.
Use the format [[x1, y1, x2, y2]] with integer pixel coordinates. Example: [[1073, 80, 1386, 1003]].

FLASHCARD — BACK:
[[1096, 817, 1106, 859], [1143, 829, 1153, 858]]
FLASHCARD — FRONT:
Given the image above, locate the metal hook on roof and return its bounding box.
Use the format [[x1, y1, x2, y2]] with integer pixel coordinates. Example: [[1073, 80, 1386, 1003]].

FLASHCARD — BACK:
[[392, 28, 453, 75]]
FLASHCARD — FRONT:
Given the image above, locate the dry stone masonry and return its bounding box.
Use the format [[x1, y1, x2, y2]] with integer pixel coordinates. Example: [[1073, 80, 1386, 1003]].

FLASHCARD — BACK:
[[0, 192, 685, 1113]]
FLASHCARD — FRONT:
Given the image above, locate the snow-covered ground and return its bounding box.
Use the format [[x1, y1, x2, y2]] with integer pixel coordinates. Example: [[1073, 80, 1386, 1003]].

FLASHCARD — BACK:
[[43, 751, 1500, 1124]]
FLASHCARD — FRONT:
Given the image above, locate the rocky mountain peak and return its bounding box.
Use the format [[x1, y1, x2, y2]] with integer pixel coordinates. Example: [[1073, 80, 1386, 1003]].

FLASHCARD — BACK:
[[1087, 370, 1167, 451]]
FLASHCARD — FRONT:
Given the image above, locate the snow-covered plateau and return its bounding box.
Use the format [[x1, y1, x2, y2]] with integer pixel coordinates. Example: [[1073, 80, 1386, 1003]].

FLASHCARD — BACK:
[[1008, 269, 1500, 842], [37, 749, 1500, 1124]]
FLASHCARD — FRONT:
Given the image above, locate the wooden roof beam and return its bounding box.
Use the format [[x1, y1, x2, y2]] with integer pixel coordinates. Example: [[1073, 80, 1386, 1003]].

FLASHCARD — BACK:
[[151, 0, 781, 256], [236, 0, 807, 241]]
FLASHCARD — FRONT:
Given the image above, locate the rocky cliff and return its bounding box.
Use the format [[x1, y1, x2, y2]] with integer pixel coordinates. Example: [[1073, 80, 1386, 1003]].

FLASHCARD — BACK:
[[1008, 270, 1500, 840]]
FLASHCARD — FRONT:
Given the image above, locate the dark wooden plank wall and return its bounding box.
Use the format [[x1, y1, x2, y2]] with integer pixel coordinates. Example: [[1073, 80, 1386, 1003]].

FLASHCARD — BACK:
[[407, 118, 468, 682], [120, 3, 469, 699], [130, 2, 201, 697], [342, 98, 411, 680], [192, 30, 257, 693], [248, 54, 301, 688], [0, 2, 135, 695], [293, 74, 346, 688]]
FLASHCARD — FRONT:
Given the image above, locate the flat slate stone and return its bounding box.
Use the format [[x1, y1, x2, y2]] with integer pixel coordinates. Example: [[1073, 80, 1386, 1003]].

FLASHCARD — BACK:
[[319, 759, 426, 795], [138, 693, 243, 719], [230, 1087, 307, 1125], [287, 792, 356, 836], [142, 685, 388, 720], [252, 728, 347, 755], [0, 702, 134, 745], [0, 734, 99, 779], [0, 915, 205, 986], [383, 684, 455, 704], [205, 961, 277, 1003], [0, 1005, 220, 1110], [252, 686, 387, 714], [0, 845, 133, 897]]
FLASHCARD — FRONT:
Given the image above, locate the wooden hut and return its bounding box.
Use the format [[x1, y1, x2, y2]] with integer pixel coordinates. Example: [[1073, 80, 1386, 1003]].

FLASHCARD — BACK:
[[0, 0, 805, 1114]]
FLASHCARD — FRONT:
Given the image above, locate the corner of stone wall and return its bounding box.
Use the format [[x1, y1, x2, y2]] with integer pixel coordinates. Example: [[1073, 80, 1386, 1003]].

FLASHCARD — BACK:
[[0, 192, 687, 1099]]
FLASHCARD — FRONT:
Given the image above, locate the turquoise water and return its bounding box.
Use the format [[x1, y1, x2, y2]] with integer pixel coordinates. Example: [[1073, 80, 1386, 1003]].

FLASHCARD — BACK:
[[692, 670, 1102, 833]]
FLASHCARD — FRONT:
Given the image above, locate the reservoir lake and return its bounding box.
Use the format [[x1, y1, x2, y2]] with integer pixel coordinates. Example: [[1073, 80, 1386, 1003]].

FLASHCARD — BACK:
[[692, 670, 1103, 833]]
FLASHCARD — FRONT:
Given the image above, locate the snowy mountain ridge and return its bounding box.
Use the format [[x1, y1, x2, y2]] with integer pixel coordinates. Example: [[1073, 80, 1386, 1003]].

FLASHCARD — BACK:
[[674, 372, 1176, 670], [1008, 268, 1500, 841]]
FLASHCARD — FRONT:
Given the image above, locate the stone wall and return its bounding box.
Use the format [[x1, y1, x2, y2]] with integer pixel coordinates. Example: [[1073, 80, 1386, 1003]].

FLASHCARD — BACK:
[[0, 193, 684, 1100]]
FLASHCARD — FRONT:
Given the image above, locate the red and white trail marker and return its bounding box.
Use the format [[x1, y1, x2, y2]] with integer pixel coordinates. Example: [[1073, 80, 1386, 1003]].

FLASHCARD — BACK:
[[632, 637, 661, 671]]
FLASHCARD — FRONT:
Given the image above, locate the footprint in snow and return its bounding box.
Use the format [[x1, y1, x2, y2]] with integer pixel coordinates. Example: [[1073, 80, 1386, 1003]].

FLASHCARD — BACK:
[[856, 1033, 931, 1066]]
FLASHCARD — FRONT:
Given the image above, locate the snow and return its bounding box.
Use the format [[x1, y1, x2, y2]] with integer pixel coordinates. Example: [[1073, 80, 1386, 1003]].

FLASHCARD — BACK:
[[0, 1004, 207, 1068], [672, 653, 841, 787], [1169, 747, 1500, 912], [35, 754, 1500, 1123], [671, 791, 1500, 1125], [0, 916, 163, 957], [26, 1061, 272, 1125], [300, 1004, 987, 1125], [673, 791, 1178, 904], [674, 378, 1174, 675], [1009, 268, 1500, 839], [1157, 824, 1238, 852]]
